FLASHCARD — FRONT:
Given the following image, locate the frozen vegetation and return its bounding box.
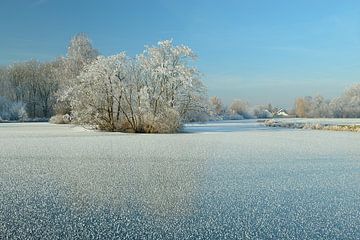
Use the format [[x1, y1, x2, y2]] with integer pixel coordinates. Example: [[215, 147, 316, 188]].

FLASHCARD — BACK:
[[1, 121, 360, 239], [2, 33, 360, 133], [0, 35, 207, 133], [265, 118, 360, 132]]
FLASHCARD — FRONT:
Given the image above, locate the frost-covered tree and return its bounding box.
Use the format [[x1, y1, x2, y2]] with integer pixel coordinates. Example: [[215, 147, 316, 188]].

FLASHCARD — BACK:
[[330, 84, 360, 118], [5, 60, 59, 118], [37, 61, 60, 117], [0, 96, 27, 121], [66, 33, 99, 79], [227, 99, 251, 119], [294, 95, 331, 118], [54, 33, 99, 115], [7, 61, 41, 118], [0, 67, 9, 98], [310, 95, 331, 118], [69, 40, 207, 133], [253, 104, 273, 118], [329, 97, 345, 118], [137, 40, 207, 129], [293, 96, 316, 118], [209, 96, 225, 116], [68, 53, 129, 130]]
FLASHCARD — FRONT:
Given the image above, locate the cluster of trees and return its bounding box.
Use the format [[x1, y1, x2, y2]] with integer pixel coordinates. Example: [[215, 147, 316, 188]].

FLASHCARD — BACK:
[[2, 32, 360, 128], [294, 83, 360, 118], [209, 82, 360, 121], [0, 61, 58, 120], [0, 34, 207, 132], [66, 40, 207, 133], [209, 96, 276, 120], [0, 34, 98, 121]]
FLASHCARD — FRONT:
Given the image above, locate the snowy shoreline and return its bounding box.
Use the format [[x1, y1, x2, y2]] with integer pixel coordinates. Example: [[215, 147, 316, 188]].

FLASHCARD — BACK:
[[264, 118, 360, 132]]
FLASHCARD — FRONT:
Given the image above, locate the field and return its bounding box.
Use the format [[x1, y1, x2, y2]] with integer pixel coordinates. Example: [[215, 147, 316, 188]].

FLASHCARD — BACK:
[[1, 120, 360, 239]]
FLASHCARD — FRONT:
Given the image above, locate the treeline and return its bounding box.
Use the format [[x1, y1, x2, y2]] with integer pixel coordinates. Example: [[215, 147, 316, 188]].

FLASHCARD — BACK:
[[295, 84, 360, 118], [208, 96, 284, 120], [1, 33, 359, 126], [208, 83, 360, 121], [0, 33, 98, 121], [0, 33, 207, 132]]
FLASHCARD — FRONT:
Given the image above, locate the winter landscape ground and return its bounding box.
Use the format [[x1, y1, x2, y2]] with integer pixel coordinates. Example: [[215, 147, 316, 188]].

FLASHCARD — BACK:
[[1, 120, 360, 239]]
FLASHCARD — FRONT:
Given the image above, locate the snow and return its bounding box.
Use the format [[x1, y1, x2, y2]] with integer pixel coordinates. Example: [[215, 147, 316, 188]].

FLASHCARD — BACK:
[[275, 109, 289, 116], [266, 118, 360, 125], [1, 121, 360, 239], [265, 118, 360, 132]]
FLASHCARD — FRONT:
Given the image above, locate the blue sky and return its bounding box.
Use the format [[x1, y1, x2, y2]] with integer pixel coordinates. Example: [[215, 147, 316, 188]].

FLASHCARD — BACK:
[[1, 0, 360, 107]]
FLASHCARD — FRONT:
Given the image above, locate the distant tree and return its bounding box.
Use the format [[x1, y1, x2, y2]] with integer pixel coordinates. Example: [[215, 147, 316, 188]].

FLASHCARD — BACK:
[[0, 67, 11, 101], [66, 33, 99, 78], [329, 97, 345, 118], [295, 95, 332, 118], [330, 84, 360, 118], [7, 62, 27, 103], [310, 95, 331, 118], [0, 96, 27, 121], [7, 61, 40, 118], [6, 60, 60, 118], [228, 99, 251, 118], [295, 97, 314, 118], [37, 61, 60, 117], [253, 104, 273, 118], [295, 98, 305, 118], [209, 96, 224, 116]]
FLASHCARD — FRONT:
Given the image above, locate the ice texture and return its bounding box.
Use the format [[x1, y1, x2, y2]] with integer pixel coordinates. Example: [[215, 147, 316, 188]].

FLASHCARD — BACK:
[[1, 121, 360, 239]]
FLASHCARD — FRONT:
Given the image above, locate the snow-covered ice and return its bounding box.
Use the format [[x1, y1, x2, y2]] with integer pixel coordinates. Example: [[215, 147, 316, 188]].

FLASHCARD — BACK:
[[1, 120, 360, 239]]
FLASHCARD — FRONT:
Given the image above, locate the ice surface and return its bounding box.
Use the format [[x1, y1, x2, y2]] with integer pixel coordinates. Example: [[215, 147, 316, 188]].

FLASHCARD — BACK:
[[1, 121, 360, 239]]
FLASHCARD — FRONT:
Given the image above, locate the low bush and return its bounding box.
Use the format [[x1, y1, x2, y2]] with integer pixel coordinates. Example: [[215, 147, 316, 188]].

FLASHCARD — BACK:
[[0, 96, 27, 121], [49, 114, 72, 124]]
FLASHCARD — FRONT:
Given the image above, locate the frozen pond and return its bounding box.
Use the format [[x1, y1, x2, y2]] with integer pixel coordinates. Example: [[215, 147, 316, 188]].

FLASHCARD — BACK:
[[1, 121, 360, 239], [183, 119, 271, 132]]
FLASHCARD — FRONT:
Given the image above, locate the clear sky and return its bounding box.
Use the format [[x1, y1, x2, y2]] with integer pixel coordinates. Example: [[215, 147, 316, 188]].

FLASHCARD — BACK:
[[1, 0, 360, 107]]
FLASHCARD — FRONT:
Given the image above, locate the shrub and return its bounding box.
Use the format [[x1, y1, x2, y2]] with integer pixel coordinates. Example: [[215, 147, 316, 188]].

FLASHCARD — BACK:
[[0, 96, 27, 121], [49, 114, 71, 124]]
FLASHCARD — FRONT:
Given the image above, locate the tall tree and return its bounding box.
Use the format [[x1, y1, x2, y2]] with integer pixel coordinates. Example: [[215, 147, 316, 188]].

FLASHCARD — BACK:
[[55, 33, 99, 115]]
